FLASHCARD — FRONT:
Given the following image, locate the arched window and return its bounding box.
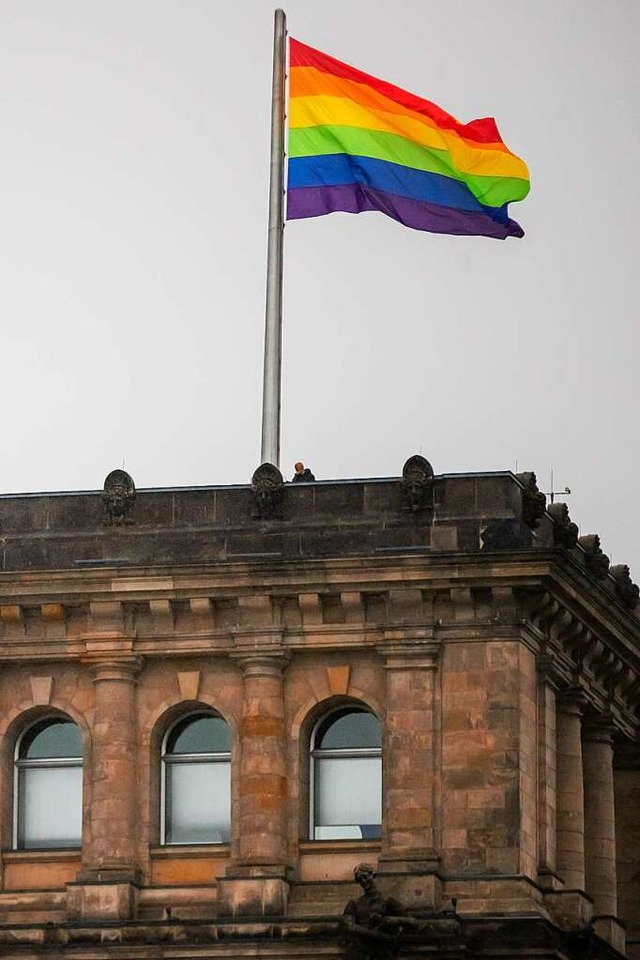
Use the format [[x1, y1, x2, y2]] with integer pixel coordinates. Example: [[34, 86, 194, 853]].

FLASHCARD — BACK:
[[15, 718, 83, 849], [162, 713, 231, 845], [311, 707, 382, 840]]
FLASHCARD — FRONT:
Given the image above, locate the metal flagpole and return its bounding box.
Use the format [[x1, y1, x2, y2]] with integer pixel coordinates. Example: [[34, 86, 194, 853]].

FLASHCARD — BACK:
[[260, 8, 287, 468]]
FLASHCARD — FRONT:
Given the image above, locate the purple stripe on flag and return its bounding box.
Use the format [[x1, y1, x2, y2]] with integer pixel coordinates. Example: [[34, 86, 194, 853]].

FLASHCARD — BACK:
[[286, 183, 524, 239]]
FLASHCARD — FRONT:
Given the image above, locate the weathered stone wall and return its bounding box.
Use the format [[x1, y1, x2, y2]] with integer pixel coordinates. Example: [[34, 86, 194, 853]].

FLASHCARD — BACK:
[[0, 470, 637, 958], [441, 639, 524, 875]]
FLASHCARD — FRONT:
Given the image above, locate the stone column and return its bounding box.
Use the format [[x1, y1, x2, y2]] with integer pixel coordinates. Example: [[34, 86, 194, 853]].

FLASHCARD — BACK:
[[219, 651, 290, 916], [67, 657, 141, 921], [555, 691, 585, 891], [377, 637, 440, 906], [582, 718, 617, 916], [614, 748, 640, 958]]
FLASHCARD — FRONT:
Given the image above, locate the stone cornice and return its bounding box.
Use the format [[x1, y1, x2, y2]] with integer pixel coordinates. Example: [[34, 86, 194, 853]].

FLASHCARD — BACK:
[[0, 549, 610, 597], [1, 549, 638, 633], [526, 591, 640, 738]]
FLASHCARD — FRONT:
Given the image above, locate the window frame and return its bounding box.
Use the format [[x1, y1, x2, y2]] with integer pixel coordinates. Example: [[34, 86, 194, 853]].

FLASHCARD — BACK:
[[160, 711, 231, 847], [309, 706, 382, 841], [13, 717, 83, 851]]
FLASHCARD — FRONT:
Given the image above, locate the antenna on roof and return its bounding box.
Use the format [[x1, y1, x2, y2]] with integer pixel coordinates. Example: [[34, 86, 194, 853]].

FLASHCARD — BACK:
[[545, 468, 572, 504]]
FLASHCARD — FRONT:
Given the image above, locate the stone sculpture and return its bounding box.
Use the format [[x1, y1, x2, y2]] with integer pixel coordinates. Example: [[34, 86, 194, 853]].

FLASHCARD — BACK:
[[401, 455, 434, 514], [342, 864, 408, 960], [516, 471, 546, 529], [547, 502, 579, 550], [102, 469, 136, 526], [578, 534, 610, 580], [251, 463, 284, 519]]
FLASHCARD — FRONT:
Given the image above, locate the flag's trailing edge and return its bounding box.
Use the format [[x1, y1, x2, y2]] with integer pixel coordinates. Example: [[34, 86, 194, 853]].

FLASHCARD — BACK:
[[287, 39, 530, 239]]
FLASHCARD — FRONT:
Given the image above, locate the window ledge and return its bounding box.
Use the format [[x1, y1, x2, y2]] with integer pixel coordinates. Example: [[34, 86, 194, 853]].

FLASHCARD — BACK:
[[299, 840, 381, 855], [150, 844, 230, 860], [2, 849, 81, 863]]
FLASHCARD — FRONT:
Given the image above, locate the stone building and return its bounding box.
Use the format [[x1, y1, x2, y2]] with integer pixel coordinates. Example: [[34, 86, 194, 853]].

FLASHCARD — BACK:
[[0, 459, 638, 959]]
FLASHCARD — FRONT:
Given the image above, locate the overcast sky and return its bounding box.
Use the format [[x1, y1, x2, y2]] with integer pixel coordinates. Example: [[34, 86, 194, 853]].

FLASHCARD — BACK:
[[0, 1, 638, 574]]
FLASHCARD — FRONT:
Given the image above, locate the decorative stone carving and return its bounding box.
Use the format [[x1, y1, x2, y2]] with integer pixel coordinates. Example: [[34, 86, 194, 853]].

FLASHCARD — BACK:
[[481, 518, 533, 551], [251, 463, 284, 520], [578, 534, 610, 580], [342, 863, 458, 960], [516, 471, 546, 529], [102, 469, 136, 526], [547, 502, 579, 550], [342, 863, 407, 960], [610, 565, 640, 611], [401, 455, 434, 513]]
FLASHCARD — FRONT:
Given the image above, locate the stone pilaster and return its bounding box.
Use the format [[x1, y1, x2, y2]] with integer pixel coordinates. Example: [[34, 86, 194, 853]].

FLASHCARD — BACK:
[[218, 650, 290, 917], [67, 656, 142, 921], [582, 718, 620, 937], [377, 636, 440, 906], [555, 691, 586, 891], [536, 658, 560, 887]]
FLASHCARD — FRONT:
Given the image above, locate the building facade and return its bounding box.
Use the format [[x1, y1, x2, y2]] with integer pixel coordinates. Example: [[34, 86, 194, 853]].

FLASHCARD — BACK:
[[0, 460, 638, 959]]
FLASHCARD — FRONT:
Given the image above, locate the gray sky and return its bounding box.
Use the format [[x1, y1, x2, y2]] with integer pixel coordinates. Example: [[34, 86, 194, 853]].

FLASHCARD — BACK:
[[1, 1, 639, 574]]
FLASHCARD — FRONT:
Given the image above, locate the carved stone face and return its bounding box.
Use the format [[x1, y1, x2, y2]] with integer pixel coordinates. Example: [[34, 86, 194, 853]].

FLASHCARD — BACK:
[[354, 864, 376, 892], [401, 456, 434, 514], [108, 484, 127, 514], [255, 484, 276, 507], [108, 494, 125, 516], [251, 465, 285, 519], [405, 472, 426, 509], [102, 469, 135, 525]]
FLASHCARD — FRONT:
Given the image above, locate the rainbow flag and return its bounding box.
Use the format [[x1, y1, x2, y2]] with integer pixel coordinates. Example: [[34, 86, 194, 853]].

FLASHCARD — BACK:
[[287, 39, 530, 239]]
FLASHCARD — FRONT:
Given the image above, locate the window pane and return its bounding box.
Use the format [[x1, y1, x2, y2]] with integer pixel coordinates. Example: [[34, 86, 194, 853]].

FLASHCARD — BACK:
[[166, 761, 230, 844], [18, 767, 82, 848], [166, 716, 230, 755], [315, 711, 381, 750], [21, 720, 82, 760], [315, 756, 381, 840]]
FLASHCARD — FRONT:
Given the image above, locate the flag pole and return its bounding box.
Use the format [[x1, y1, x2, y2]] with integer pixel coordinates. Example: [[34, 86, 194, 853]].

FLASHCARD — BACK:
[[260, 8, 287, 468]]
